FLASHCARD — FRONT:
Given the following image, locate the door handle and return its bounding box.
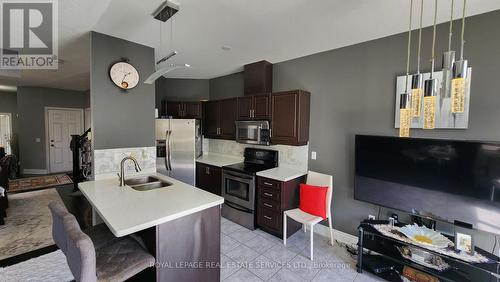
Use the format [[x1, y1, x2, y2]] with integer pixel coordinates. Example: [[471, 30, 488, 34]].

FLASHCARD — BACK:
[[167, 130, 172, 170], [165, 130, 172, 171]]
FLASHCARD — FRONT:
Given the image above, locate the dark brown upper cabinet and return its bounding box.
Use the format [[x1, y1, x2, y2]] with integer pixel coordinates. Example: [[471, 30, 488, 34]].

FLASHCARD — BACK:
[[244, 61, 273, 96], [203, 98, 237, 140], [165, 101, 183, 118], [271, 90, 310, 146], [219, 99, 237, 139], [165, 101, 202, 119], [183, 102, 202, 119], [203, 101, 220, 138], [237, 93, 271, 120]]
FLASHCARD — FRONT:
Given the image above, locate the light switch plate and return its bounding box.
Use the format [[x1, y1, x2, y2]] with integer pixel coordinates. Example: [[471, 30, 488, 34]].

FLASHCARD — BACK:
[[35, 138, 41, 143], [311, 151, 317, 160]]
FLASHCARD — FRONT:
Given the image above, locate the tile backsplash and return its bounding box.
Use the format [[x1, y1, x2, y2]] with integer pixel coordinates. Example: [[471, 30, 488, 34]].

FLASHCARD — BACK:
[[93, 146, 156, 179], [205, 139, 308, 170]]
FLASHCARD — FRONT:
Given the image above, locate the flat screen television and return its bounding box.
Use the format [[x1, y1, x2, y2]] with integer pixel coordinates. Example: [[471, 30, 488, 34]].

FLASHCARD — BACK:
[[354, 135, 500, 235]]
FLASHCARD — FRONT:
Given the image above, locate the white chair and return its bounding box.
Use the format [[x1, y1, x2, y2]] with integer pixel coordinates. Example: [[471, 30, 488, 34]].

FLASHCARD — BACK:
[[283, 171, 333, 260]]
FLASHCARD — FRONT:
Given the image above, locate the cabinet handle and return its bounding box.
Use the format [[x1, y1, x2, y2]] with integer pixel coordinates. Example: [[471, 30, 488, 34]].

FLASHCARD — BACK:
[[251, 109, 255, 118], [263, 182, 273, 186], [206, 167, 210, 175], [264, 192, 273, 197], [264, 203, 273, 208], [264, 215, 272, 220], [249, 109, 252, 118]]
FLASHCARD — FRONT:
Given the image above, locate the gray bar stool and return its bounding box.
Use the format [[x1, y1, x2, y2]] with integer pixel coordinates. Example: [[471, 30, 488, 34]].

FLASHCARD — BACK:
[[49, 202, 118, 252], [49, 202, 155, 282]]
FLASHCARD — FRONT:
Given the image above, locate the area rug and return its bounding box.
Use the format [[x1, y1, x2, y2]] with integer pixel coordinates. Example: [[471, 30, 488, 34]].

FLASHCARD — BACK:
[[0, 250, 73, 282], [8, 174, 73, 193], [0, 188, 63, 260]]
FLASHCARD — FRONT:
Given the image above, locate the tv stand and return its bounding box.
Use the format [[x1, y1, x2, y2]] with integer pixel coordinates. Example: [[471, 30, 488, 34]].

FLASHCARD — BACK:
[[357, 221, 500, 282]]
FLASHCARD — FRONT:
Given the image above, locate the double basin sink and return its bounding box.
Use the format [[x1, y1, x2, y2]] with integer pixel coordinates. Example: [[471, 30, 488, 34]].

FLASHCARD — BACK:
[[124, 176, 172, 191]]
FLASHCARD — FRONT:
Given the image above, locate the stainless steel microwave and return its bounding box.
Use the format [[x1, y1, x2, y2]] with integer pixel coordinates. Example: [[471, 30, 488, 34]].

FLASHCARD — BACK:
[[235, 120, 270, 145]]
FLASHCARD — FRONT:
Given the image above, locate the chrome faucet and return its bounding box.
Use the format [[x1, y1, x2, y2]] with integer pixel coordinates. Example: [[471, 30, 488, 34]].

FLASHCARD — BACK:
[[118, 156, 142, 186]]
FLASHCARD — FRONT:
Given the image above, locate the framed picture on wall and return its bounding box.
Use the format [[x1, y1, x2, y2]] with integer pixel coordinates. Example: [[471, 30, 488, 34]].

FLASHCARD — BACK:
[[454, 230, 474, 254]]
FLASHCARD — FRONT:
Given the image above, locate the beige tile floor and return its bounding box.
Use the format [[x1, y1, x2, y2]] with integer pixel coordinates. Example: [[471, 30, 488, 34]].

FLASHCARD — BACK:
[[220, 217, 384, 282]]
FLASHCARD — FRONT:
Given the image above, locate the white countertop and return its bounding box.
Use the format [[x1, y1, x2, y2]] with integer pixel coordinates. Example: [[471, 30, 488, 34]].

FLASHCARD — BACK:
[[196, 153, 243, 167], [257, 166, 308, 182], [79, 172, 224, 237]]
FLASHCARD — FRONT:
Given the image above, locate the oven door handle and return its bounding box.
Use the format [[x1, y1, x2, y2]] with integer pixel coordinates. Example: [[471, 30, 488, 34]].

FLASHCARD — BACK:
[[224, 172, 254, 181], [225, 201, 252, 213]]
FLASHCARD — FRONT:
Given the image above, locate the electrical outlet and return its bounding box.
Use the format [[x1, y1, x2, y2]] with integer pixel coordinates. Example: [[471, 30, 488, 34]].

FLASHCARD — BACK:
[[311, 151, 317, 160], [368, 215, 376, 220]]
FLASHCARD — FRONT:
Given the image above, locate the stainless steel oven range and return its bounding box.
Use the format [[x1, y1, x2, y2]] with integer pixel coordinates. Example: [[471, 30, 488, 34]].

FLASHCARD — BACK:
[[221, 148, 278, 230]]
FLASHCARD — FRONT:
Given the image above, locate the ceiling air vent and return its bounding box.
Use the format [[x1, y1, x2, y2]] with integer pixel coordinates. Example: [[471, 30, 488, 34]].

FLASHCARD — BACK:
[[152, 1, 179, 22]]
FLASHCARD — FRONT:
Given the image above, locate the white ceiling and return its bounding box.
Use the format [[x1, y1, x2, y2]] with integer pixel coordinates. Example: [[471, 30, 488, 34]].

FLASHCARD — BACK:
[[1, 0, 500, 91]]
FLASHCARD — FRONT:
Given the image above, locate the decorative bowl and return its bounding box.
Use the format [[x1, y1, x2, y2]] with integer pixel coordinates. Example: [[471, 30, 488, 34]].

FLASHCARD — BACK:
[[400, 224, 453, 248]]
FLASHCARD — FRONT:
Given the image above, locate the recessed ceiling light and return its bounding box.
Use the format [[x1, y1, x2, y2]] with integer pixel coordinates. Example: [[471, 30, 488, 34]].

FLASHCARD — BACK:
[[221, 45, 231, 51]]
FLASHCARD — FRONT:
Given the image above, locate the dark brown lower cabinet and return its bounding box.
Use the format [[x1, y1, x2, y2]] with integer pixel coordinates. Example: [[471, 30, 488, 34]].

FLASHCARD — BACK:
[[256, 176, 305, 238], [196, 162, 222, 196]]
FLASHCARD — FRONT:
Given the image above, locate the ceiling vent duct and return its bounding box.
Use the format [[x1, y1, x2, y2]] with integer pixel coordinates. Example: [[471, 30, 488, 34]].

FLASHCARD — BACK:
[[152, 1, 179, 22]]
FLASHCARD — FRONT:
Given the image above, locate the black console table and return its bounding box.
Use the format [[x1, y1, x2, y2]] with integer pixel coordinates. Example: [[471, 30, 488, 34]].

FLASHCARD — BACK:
[[357, 221, 500, 282]]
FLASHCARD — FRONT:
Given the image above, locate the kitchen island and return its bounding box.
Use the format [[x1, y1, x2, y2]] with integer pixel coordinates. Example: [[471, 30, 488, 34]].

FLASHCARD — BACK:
[[79, 172, 224, 282]]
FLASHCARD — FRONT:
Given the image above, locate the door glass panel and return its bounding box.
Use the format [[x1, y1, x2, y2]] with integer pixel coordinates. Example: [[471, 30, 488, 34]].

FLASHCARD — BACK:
[[225, 178, 249, 201], [0, 113, 12, 155]]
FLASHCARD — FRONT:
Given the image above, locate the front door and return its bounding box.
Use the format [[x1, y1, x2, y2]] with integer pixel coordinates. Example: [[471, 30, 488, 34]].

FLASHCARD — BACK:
[[47, 109, 83, 173]]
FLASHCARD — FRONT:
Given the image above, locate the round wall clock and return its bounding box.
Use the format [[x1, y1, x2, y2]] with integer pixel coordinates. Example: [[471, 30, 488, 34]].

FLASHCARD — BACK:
[[109, 61, 140, 90]]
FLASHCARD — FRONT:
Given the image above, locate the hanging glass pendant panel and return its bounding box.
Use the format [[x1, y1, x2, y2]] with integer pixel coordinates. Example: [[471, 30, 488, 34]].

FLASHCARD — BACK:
[[394, 68, 472, 129], [423, 95, 437, 130], [411, 88, 423, 117], [399, 108, 411, 137], [451, 77, 466, 113]]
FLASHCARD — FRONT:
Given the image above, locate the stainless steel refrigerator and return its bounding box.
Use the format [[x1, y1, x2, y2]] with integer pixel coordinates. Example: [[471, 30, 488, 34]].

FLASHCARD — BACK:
[[155, 119, 202, 185]]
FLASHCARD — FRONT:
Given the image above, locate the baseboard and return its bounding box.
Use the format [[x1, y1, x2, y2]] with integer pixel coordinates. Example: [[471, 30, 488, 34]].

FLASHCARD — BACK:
[[22, 169, 48, 175], [314, 224, 358, 246]]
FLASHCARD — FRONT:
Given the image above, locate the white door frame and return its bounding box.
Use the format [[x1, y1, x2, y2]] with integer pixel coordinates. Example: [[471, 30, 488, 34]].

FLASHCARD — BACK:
[[44, 107, 84, 174], [0, 112, 13, 154]]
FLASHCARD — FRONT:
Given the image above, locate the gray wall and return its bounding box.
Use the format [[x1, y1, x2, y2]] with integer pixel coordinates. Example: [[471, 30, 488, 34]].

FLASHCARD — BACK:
[[209, 72, 244, 99], [0, 91, 19, 156], [90, 31, 155, 150], [155, 77, 209, 112], [209, 9, 500, 248], [17, 86, 89, 170]]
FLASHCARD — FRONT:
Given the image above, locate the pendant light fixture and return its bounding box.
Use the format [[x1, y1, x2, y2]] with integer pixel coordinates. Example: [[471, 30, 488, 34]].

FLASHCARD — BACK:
[[399, 0, 414, 138], [144, 1, 190, 84], [423, 0, 438, 130], [451, 0, 468, 113], [441, 0, 456, 102], [411, 0, 424, 118]]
